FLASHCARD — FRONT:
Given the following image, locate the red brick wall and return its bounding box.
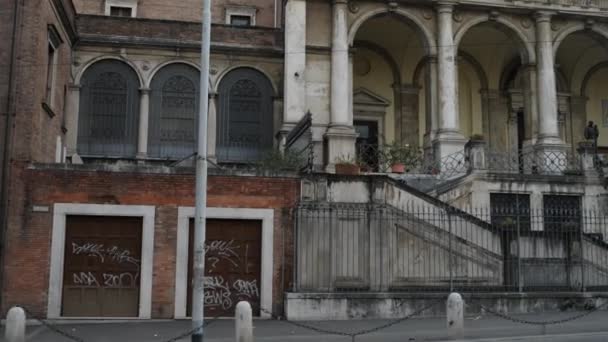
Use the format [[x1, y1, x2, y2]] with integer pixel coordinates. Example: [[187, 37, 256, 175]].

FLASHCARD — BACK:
[[72, 0, 280, 27], [2, 167, 299, 318]]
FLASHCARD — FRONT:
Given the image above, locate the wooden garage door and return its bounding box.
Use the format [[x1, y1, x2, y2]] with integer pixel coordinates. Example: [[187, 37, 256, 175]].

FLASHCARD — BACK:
[[62, 216, 142, 317], [187, 219, 262, 317]]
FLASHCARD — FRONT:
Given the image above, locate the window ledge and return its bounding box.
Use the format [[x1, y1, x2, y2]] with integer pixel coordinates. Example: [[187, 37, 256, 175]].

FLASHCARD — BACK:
[[42, 102, 56, 118]]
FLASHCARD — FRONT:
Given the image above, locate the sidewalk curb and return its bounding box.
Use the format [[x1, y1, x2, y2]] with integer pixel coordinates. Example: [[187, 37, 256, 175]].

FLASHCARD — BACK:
[[446, 330, 608, 342]]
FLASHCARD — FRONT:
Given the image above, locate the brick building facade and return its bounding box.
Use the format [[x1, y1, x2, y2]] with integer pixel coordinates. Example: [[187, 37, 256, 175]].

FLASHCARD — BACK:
[[3, 0, 608, 321]]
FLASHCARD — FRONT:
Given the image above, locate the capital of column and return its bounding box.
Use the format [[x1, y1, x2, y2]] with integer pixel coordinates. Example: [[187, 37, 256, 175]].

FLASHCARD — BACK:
[[534, 11, 555, 23], [68, 83, 82, 91], [139, 87, 151, 95], [332, 0, 348, 5], [435, 1, 456, 12]]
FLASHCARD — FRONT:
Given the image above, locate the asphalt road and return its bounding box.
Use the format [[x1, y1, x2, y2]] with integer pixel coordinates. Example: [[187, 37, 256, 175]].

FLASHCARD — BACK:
[[6, 310, 608, 342]]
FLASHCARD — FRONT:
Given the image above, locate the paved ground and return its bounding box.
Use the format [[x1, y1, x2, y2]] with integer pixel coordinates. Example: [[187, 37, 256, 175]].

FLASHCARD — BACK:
[[4, 310, 608, 342]]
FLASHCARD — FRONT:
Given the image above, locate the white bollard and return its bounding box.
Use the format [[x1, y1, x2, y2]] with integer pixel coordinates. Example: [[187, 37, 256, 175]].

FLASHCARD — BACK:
[[235, 301, 253, 342], [446, 293, 464, 340], [5, 306, 26, 342]]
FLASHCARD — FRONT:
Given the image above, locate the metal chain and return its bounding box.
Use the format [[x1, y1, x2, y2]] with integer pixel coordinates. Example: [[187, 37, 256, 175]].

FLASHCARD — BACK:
[[162, 314, 223, 342], [260, 298, 443, 339], [18, 306, 85, 342], [473, 298, 608, 326]]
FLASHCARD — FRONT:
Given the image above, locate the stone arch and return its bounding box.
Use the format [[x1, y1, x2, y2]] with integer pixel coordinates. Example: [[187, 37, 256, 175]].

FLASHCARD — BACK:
[[581, 61, 608, 96], [553, 22, 608, 57], [499, 57, 523, 91], [75, 56, 144, 88], [354, 40, 402, 85], [146, 60, 210, 89], [213, 65, 278, 96], [412, 56, 430, 86], [348, 7, 436, 56], [458, 51, 489, 90], [453, 14, 535, 64]]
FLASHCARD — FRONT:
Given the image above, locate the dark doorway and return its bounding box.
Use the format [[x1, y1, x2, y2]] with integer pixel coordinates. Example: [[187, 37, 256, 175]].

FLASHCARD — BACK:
[[490, 193, 531, 290], [354, 120, 379, 171]]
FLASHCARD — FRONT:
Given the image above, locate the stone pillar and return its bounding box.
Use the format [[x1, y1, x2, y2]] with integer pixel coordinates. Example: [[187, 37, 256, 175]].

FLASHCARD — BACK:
[[282, 0, 306, 131], [396, 84, 420, 146], [64, 83, 81, 155], [434, 2, 466, 160], [207, 93, 217, 161], [136, 88, 151, 159], [535, 12, 562, 145], [480, 89, 495, 147], [423, 57, 438, 156], [325, 0, 357, 170], [570, 95, 588, 144], [522, 64, 538, 144]]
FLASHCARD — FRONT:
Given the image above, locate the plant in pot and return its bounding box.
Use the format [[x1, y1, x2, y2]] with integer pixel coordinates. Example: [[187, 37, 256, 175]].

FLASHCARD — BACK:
[[334, 154, 360, 175], [385, 142, 420, 173]]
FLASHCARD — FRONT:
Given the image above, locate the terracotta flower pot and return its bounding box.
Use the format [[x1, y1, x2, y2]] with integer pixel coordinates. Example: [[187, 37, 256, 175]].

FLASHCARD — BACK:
[[391, 163, 406, 173], [335, 163, 360, 175]]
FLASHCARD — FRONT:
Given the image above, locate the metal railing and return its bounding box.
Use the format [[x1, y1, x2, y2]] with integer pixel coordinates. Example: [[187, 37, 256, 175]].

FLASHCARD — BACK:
[[485, 148, 583, 176], [357, 143, 468, 179], [294, 203, 608, 293]]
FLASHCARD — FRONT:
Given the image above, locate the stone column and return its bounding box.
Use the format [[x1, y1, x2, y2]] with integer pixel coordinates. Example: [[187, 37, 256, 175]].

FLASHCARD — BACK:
[[423, 57, 438, 156], [569, 95, 588, 144], [282, 0, 306, 131], [522, 64, 538, 144], [535, 12, 562, 145], [136, 88, 151, 159], [434, 2, 465, 160], [64, 83, 81, 155], [325, 0, 357, 170], [396, 84, 420, 146], [207, 93, 217, 162]]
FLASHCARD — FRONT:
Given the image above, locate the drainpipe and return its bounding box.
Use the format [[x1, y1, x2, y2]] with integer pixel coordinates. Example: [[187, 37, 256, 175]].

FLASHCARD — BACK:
[[0, 0, 23, 313]]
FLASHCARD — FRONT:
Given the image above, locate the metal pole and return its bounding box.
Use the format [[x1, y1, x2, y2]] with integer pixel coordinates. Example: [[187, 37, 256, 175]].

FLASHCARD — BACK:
[[192, 0, 211, 340]]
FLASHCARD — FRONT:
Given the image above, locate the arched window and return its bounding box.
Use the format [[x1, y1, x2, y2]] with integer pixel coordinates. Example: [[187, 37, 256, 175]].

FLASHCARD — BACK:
[[149, 64, 199, 158], [77, 60, 140, 157], [217, 68, 274, 162]]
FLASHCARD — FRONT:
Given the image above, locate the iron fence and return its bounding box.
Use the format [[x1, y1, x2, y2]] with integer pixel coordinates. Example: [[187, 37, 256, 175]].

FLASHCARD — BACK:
[[294, 203, 608, 293], [485, 148, 583, 176]]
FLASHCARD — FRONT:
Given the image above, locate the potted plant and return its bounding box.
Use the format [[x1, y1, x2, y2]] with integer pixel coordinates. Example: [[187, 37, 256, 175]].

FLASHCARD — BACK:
[[385, 142, 420, 173], [334, 155, 360, 175]]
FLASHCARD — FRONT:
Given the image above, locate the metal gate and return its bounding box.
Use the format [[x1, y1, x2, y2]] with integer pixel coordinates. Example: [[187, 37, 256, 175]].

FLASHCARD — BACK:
[[62, 216, 142, 317], [187, 219, 262, 317]]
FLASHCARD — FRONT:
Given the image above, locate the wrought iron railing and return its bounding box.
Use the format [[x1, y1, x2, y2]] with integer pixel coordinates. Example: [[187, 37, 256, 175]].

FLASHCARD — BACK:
[[285, 111, 314, 173], [484, 148, 583, 176], [357, 144, 467, 176]]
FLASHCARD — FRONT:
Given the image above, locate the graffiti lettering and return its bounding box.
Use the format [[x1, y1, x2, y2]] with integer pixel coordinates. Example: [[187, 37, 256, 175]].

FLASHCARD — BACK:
[[73, 272, 100, 287], [233, 279, 259, 298], [205, 240, 240, 269], [102, 272, 139, 288], [72, 243, 105, 262], [71, 242, 140, 267], [203, 276, 232, 309]]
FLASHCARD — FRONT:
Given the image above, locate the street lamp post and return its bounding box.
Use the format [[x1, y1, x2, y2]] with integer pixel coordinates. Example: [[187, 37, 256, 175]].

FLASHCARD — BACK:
[[191, 0, 211, 340]]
